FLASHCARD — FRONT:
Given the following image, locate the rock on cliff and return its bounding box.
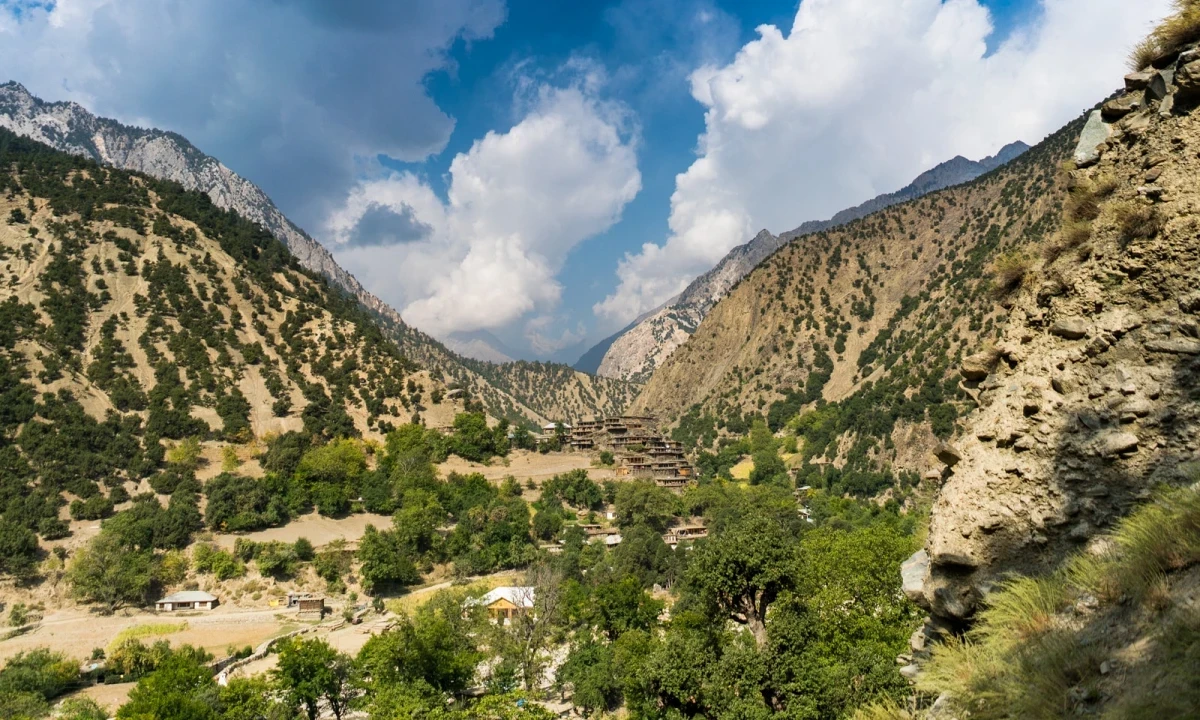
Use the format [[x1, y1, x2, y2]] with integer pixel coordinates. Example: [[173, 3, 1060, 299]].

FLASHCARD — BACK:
[[914, 51, 1200, 622]]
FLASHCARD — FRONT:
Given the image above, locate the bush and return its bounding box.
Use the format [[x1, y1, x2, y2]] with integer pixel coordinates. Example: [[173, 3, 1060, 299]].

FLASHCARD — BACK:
[[989, 251, 1033, 296], [1113, 201, 1165, 247], [1130, 0, 1200, 70]]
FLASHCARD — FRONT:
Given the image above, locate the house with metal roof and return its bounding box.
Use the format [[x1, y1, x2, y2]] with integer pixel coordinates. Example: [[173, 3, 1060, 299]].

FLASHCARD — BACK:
[[156, 590, 218, 612]]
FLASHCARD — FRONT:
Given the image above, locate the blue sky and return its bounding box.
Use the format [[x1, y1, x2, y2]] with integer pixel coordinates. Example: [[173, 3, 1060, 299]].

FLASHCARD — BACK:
[[0, 0, 1171, 362]]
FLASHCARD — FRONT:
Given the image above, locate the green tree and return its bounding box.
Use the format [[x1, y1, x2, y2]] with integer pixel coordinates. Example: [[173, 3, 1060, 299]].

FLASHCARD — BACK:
[[358, 525, 420, 594], [613, 481, 679, 532], [0, 648, 79, 703], [357, 591, 481, 696], [296, 439, 366, 517], [686, 515, 796, 647], [67, 532, 154, 613], [115, 647, 217, 720], [0, 519, 39, 579], [273, 638, 356, 720]]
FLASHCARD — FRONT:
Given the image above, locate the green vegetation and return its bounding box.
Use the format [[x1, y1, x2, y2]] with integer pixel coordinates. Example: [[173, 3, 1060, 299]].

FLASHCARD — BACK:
[[859, 485, 1200, 720]]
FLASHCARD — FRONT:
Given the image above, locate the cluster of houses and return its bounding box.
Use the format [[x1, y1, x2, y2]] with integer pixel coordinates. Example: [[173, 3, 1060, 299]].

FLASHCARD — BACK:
[[541, 415, 695, 486]]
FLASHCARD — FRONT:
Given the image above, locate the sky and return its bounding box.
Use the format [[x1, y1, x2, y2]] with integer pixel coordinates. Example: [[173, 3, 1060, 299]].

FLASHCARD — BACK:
[[0, 0, 1173, 362]]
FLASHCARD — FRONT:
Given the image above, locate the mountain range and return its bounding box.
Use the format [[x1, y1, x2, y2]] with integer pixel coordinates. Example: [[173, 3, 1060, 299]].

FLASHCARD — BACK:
[[576, 140, 1031, 382], [0, 81, 638, 427]]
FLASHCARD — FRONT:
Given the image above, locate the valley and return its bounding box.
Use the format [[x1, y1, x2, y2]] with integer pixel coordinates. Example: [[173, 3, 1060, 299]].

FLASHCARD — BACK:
[[0, 3, 1198, 719]]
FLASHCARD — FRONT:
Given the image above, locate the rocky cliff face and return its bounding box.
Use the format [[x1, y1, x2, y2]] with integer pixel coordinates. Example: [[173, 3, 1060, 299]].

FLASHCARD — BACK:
[[0, 81, 639, 427], [914, 52, 1200, 624], [587, 143, 1030, 383]]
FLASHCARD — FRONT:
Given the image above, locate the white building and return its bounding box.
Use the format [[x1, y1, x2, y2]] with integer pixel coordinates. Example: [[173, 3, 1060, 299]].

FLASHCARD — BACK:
[[156, 590, 218, 612]]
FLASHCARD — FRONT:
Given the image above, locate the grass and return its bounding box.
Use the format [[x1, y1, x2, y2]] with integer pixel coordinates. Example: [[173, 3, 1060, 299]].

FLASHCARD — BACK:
[[1043, 220, 1093, 264], [108, 622, 189, 650], [1130, 0, 1200, 69], [1112, 201, 1166, 247], [858, 484, 1200, 719], [989, 250, 1034, 296]]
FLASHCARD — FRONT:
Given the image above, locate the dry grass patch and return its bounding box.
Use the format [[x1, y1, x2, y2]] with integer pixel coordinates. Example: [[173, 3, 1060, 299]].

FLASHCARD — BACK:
[[1131, 0, 1200, 71], [1044, 220, 1093, 264], [856, 484, 1200, 719], [989, 250, 1035, 296], [1113, 201, 1166, 247]]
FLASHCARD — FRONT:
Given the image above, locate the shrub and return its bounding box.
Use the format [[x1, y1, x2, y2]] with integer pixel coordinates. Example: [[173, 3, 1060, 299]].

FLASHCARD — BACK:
[[1130, 0, 1200, 70], [1113, 201, 1165, 247], [989, 251, 1034, 296], [1043, 220, 1092, 263]]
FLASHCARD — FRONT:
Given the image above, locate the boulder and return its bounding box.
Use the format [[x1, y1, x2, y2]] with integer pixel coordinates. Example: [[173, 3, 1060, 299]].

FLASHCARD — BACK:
[[1124, 69, 1156, 91], [936, 443, 964, 467], [1176, 59, 1200, 99], [1101, 94, 1141, 119], [1147, 67, 1174, 102], [901, 550, 930, 603], [1096, 430, 1139, 457], [1146, 337, 1200, 354], [1051, 317, 1090, 340], [960, 353, 995, 381], [1072, 110, 1111, 167]]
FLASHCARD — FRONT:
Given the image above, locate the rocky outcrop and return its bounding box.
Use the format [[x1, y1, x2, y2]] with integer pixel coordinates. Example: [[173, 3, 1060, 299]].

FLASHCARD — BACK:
[[913, 51, 1200, 622], [584, 143, 1031, 381]]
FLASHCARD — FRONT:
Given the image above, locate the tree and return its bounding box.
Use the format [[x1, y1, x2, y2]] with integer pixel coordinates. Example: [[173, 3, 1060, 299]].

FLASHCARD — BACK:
[[613, 481, 679, 532], [296, 439, 366, 517], [273, 638, 356, 720], [67, 532, 153, 613], [116, 648, 217, 720], [686, 515, 796, 647], [358, 525, 420, 594], [357, 590, 481, 696], [0, 519, 39, 579], [748, 449, 787, 486], [557, 640, 619, 717], [0, 648, 79, 702], [490, 567, 565, 692], [58, 698, 109, 720], [584, 577, 664, 641]]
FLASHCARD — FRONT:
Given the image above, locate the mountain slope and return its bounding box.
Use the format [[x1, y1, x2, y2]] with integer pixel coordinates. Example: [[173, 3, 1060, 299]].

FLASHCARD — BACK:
[[586, 142, 1030, 383], [632, 116, 1080, 498], [0, 81, 637, 426], [0, 127, 461, 468]]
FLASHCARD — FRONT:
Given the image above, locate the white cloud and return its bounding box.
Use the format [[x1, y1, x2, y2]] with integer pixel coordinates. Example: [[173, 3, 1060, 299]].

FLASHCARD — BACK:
[[328, 80, 642, 339], [595, 0, 1173, 324], [0, 0, 506, 231]]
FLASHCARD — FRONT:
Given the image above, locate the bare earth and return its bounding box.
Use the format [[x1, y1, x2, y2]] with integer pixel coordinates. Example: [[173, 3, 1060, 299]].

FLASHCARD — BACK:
[[439, 450, 613, 485], [213, 512, 393, 550]]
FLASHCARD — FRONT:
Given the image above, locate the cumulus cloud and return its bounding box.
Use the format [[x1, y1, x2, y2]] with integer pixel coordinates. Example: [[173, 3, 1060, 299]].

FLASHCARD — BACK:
[[595, 0, 1172, 324], [327, 79, 642, 339], [0, 0, 506, 231]]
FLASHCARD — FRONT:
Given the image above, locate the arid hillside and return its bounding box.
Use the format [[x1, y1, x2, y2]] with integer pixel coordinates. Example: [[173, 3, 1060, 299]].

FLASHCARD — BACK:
[[0, 81, 639, 430], [634, 115, 1081, 470], [0, 128, 469, 456]]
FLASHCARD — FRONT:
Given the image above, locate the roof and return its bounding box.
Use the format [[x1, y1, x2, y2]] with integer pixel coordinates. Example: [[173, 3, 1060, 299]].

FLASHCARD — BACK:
[[158, 591, 217, 603], [470, 586, 536, 609]]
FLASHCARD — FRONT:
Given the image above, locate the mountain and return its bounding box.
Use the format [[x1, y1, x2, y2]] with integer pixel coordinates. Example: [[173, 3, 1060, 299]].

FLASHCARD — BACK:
[[582, 141, 1031, 383], [443, 329, 517, 364], [632, 115, 1079, 476], [0, 81, 638, 427], [0, 127, 464, 454]]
